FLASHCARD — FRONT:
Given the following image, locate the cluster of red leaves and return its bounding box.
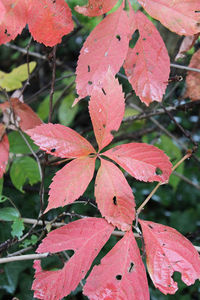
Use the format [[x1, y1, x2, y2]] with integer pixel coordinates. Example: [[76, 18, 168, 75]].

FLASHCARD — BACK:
[[0, 98, 42, 177], [0, 0, 199, 104], [0, 0, 200, 299], [27, 68, 200, 299]]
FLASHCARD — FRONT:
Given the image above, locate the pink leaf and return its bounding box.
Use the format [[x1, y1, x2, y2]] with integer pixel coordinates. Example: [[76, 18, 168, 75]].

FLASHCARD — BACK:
[[124, 11, 170, 106], [0, 0, 28, 45], [0, 98, 42, 131], [33, 218, 114, 300], [137, 0, 200, 35], [89, 69, 125, 151], [26, 123, 95, 158], [103, 143, 172, 182], [75, 4, 130, 102], [27, 0, 74, 46], [45, 156, 96, 213], [95, 158, 135, 231], [84, 230, 150, 300], [139, 220, 200, 294], [75, 0, 117, 17], [0, 2, 5, 20], [0, 125, 9, 178]]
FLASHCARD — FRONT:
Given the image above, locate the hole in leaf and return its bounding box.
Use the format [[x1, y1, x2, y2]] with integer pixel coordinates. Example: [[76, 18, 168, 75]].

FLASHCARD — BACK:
[[88, 81, 93, 85], [88, 65, 90, 72], [113, 196, 117, 205], [102, 124, 106, 128], [136, 52, 139, 55], [116, 34, 121, 41], [155, 167, 163, 175], [51, 148, 56, 153], [129, 30, 139, 49], [128, 262, 134, 273], [116, 274, 122, 281], [102, 88, 106, 95], [142, 37, 146, 41]]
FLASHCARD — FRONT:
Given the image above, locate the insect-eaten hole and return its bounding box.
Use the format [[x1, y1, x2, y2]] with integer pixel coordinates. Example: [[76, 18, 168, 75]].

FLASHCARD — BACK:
[[116, 34, 121, 41], [50, 148, 56, 153], [88, 65, 91, 72], [113, 196, 117, 206], [116, 274, 122, 281], [128, 262, 134, 273], [148, 224, 153, 229], [88, 81, 93, 85], [129, 30, 139, 49], [155, 167, 163, 175], [102, 88, 106, 95]]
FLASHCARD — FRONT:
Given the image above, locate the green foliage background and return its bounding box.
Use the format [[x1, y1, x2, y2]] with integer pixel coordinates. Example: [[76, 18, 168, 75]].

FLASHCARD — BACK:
[[0, 0, 199, 299]]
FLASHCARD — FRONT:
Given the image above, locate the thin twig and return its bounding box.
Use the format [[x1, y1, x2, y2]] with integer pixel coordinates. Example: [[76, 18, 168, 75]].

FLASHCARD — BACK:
[[0, 253, 49, 264], [170, 63, 200, 73], [18, 129, 42, 180], [173, 171, 200, 190], [137, 153, 192, 215]]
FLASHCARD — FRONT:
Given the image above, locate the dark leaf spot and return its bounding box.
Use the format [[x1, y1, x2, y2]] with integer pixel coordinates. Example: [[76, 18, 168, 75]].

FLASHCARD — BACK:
[[88, 65, 90, 72], [116, 34, 121, 41], [51, 148, 56, 153], [102, 88, 106, 95], [142, 38, 146, 41], [116, 274, 122, 281], [113, 196, 117, 205], [148, 224, 153, 229], [88, 81, 93, 85], [102, 124, 106, 128], [136, 52, 139, 55], [128, 262, 134, 273]]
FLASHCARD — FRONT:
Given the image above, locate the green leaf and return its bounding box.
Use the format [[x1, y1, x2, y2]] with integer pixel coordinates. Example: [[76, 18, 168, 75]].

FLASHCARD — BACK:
[[10, 157, 41, 192], [37, 91, 61, 121], [0, 62, 36, 92], [0, 177, 3, 195], [0, 207, 20, 221], [11, 218, 24, 238], [155, 135, 184, 189], [21, 234, 38, 248], [58, 93, 78, 126], [8, 131, 39, 154], [0, 195, 9, 203]]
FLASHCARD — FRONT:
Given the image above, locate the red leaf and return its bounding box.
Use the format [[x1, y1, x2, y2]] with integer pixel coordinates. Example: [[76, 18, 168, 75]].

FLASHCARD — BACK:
[[84, 230, 150, 300], [103, 143, 172, 182], [26, 123, 95, 158], [184, 49, 200, 101], [75, 0, 117, 17], [0, 0, 27, 45], [27, 0, 73, 47], [75, 4, 130, 102], [124, 11, 170, 106], [138, 0, 200, 35], [95, 158, 135, 231], [45, 156, 96, 213], [89, 69, 125, 151], [33, 218, 114, 300], [139, 220, 200, 294], [0, 124, 9, 178], [0, 98, 42, 131]]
